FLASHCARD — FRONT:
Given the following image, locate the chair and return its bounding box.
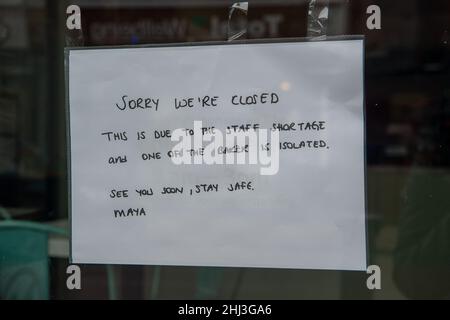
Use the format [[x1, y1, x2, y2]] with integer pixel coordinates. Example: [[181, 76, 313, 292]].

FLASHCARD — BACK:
[[0, 209, 117, 300], [0, 207, 226, 300], [0, 219, 66, 299]]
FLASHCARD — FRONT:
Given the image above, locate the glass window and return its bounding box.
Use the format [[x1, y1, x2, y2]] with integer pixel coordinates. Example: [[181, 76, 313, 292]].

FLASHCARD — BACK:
[[0, 0, 449, 300]]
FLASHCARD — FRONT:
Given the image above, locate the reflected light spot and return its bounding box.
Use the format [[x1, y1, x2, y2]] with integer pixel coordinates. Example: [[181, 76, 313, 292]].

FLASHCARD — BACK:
[[280, 81, 291, 92]]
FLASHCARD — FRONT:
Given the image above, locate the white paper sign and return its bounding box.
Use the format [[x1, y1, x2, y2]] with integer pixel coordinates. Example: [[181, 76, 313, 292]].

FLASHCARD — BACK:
[[67, 39, 367, 270]]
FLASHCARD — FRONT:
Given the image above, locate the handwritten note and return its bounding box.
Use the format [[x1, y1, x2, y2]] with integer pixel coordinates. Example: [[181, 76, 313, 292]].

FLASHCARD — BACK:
[[67, 39, 367, 270]]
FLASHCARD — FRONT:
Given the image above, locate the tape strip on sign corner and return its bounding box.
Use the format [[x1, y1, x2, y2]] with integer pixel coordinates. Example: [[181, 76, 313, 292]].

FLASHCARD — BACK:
[[66, 37, 368, 271]]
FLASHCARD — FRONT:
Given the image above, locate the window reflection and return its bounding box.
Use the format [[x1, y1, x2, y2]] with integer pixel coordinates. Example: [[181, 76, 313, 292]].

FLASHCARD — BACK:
[[0, 0, 449, 299]]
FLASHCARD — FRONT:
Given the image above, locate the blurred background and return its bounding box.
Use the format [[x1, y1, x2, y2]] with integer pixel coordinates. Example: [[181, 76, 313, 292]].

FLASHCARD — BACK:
[[0, 0, 449, 299]]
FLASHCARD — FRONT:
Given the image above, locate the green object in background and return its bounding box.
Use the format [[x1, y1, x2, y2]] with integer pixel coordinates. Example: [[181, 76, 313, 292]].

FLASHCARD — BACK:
[[0, 220, 67, 300], [195, 267, 224, 299]]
